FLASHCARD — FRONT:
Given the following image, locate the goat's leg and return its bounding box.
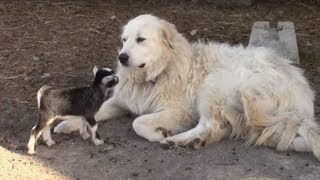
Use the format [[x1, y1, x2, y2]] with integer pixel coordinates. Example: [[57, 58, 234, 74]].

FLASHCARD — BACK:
[[86, 117, 104, 146], [27, 124, 42, 154], [27, 116, 54, 154], [79, 120, 90, 140], [42, 126, 55, 147]]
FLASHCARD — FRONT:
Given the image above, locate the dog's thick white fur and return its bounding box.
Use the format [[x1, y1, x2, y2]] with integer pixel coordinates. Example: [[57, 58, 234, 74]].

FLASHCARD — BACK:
[[55, 14, 320, 160]]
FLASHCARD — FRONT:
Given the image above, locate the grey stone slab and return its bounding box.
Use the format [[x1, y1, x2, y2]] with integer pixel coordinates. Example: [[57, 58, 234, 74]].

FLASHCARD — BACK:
[[248, 21, 300, 64]]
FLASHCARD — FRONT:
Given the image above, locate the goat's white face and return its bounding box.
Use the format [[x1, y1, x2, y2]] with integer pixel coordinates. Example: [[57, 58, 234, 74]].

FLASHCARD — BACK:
[[118, 15, 164, 69]]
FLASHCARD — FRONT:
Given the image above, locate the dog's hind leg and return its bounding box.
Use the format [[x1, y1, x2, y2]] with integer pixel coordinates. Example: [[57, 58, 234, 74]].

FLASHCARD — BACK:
[[160, 109, 231, 149]]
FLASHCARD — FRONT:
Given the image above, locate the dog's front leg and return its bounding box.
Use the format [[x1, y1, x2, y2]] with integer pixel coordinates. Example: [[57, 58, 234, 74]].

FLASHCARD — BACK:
[[132, 109, 191, 142], [94, 97, 125, 122]]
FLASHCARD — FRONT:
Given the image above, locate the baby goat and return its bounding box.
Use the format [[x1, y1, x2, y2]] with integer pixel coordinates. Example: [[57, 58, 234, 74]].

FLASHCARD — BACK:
[[27, 66, 118, 154]]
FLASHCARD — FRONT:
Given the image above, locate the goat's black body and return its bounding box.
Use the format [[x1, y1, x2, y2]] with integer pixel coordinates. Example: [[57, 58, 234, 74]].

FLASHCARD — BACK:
[[40, 85, 105, 120], [27, 67, 118, 154]]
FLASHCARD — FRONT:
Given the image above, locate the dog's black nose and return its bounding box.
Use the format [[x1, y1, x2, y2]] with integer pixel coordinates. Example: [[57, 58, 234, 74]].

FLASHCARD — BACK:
[[118, 53, 129, 65]]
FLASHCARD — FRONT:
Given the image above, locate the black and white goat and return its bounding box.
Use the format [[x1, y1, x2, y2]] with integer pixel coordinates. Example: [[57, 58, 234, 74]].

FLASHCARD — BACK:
[[27, 66, 118, 154]]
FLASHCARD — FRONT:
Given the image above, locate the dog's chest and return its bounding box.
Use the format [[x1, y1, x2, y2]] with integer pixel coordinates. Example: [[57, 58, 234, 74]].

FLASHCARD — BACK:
[[116, 81, 159, 115]]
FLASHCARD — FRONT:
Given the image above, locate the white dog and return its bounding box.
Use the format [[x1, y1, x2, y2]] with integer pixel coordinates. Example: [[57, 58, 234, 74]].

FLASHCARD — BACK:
[[55, 14, 320, 160]]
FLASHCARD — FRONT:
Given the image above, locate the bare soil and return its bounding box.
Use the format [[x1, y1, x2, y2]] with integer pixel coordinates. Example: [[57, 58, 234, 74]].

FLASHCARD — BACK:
[[1, 0, 320, 179]]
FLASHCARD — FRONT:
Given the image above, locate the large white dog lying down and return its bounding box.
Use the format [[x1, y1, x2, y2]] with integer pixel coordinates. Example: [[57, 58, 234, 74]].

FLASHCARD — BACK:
[[55, 14, 320, 160]]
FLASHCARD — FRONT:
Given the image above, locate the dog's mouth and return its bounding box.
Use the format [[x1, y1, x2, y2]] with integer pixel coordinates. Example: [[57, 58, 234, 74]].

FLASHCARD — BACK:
[[138, 63, 146, 68], [121, 63, 145, 68]]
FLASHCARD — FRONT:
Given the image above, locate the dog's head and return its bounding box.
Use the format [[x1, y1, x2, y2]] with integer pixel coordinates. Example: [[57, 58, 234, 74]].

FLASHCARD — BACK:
[[118, 14, 177, 82]]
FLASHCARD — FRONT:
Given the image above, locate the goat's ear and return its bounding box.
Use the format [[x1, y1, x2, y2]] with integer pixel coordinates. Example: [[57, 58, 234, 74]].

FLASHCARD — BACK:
[[93, 65, 99, 77]]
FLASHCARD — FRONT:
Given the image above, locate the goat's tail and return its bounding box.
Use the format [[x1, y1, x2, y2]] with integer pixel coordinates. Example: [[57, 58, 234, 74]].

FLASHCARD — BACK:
[[276, 120, 320, 161], [37, 85, 51, 109]]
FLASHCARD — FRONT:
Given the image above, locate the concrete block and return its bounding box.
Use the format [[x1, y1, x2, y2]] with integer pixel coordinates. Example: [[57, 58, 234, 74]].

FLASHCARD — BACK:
[[248, 21, 300, 64]]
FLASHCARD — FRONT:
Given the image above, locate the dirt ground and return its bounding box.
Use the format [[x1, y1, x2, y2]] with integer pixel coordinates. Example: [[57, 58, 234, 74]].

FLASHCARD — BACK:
[[1, 0, 320, 179]]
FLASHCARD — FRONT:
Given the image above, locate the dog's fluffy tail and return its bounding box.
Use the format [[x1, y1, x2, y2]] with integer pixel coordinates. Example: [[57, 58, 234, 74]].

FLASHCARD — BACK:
[[37, 85, 51, 109], [277, 120, 320, 160]]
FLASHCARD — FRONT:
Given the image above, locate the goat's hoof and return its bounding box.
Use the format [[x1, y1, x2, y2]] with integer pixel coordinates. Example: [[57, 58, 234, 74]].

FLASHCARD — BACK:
[[81, 133, 91, 140], [93, 139, 104, 146], [46, 140, 56, 147], [28, 149, 36, 155]]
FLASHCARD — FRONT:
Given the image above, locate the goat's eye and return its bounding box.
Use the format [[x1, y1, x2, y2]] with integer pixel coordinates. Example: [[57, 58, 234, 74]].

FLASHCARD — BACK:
[[137, 37, 146, 43], [122, 38, 127, 42]]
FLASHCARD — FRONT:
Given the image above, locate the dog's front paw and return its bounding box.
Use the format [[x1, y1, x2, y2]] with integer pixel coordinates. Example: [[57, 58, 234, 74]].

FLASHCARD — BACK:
[[186, 138, 207, 150], [160, 137, 207, 150], [160, 139, 176, 149], [53, 121, 71, 134]]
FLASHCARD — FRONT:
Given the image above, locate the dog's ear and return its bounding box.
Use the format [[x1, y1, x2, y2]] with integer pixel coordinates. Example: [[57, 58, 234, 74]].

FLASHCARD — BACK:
[[160, 19, 176, 50], [93, 65, 99, 77], [145, 19, 176, 82]]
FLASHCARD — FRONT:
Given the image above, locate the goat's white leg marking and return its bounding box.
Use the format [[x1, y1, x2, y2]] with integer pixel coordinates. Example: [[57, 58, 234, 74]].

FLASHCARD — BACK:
[[42, 126, 55, 147], [89, 124, 104, 146], [80, 122, 90, 140], [27, 126, 38, 154]]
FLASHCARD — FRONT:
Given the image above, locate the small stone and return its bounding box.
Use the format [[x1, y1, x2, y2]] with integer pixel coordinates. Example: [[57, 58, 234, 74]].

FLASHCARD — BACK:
[[106, 144, 114, 150], [132, 172, 139, 177], [316, 67, 320, 73], [190, 29, 197, 36], [41, 73, 51, 78], [110, 15, 116, 20], [109, 157, 117, 163], [15, 146, 26, 151], [32, 55, 40, 61]]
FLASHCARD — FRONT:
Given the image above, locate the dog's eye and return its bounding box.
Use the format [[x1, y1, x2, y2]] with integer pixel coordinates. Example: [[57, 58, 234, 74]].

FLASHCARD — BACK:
[[122, 38, 127, 42], [136, 37, 146, 43]]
